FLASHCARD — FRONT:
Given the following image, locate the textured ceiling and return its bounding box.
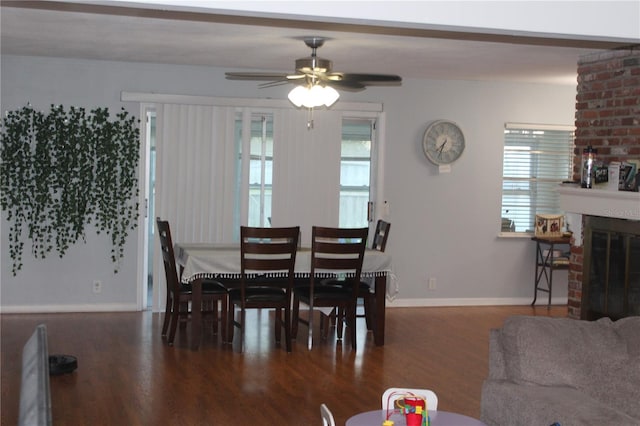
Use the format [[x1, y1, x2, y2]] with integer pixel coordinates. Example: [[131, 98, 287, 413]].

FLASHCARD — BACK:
[[1, 1, 635, 85]]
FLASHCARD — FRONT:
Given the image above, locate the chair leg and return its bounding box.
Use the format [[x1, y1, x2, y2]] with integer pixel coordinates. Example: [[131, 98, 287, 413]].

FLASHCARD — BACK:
[[211, 299, 219, 336], [161, 294, 171, 336], [307, 302, 314, 350], [235, 307, 246, 353], [320, 314, 327, 339], [226, 302, 235, 344], [220, 296, 228, 344], [274, 308, 282, 343], [292, 295, 300, 338], [363, 293, 375, 331], [167, 298, 181, 346], [348, 305, 357, 350], [336, 307, 344, 340], [284, 306, 292, 353], [179, 302, 189, 329]]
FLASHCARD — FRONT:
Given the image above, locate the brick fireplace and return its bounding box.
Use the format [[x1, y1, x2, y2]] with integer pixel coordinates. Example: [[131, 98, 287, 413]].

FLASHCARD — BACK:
[[564, 47, 640, 319]]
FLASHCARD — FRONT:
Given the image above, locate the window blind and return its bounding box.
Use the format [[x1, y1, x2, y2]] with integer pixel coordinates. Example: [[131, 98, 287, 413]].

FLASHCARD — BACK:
[[500, 123, 574, 233]]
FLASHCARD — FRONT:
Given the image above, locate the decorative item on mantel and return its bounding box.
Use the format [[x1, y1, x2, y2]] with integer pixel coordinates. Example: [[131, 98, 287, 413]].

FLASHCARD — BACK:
[[597, 160, 640, 192], [619, 161, 639, 192], [577, 152, 639, 193], [581, 145, 598, 188]]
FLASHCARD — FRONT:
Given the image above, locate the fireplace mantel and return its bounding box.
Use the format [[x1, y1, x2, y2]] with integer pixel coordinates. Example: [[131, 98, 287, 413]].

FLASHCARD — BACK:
[[558, 185, 640, 246], [558, 185, 640, 221]]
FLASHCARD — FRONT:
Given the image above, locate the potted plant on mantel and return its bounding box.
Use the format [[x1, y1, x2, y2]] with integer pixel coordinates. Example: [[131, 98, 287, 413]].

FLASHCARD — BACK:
[[0, 104, 140, 275]]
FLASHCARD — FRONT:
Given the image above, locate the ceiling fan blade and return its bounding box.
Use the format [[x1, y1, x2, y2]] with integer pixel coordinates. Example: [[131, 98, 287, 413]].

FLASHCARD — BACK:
[[225, 72, 290, 81], [333, 73, 402, 84], [286, 74, 307, 80], [326, 79, 366, 92], [226, 38, 403, 95], [258, 80, 295, 88]]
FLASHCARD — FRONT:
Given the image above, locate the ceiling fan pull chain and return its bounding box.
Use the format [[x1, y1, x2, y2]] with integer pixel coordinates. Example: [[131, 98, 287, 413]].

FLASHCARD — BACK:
[[306, 107, 314, 130]]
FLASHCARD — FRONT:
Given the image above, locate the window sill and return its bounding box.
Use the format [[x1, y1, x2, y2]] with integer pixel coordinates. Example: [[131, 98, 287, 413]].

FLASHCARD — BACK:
[[498, 232, 533, 239]]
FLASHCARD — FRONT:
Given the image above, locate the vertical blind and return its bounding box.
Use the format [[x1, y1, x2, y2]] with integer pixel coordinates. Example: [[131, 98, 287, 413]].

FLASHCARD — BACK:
[[271, 108, 343, 244], [501, 123, 574, 233], [152, 103, 237, 299]]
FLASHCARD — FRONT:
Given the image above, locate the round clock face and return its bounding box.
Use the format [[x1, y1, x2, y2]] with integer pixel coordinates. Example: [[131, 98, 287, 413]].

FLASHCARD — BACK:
[[422, 120, 466, 165]]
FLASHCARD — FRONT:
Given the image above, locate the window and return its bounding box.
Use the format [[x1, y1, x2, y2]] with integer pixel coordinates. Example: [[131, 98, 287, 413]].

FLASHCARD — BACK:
[[500, 123, 574, 234], [340, 119, 374, 227], [232, 112, 378, 232], [236, 114, 273, 228]]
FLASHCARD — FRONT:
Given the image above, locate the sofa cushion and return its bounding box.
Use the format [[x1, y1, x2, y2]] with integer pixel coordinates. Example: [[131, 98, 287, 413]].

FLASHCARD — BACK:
[[583, 354, 640, 420], [614, 316, 640, 357], [500, 316, 629, 387], [481, 380, 640, 426]]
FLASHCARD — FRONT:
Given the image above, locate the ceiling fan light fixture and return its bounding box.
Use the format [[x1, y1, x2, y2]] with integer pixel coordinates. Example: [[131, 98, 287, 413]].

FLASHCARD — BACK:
[[288, 84, 340, 108]]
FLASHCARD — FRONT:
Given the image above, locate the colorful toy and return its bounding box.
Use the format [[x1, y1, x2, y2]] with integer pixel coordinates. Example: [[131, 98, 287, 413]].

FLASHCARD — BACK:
[[384, 391, 430, 426]]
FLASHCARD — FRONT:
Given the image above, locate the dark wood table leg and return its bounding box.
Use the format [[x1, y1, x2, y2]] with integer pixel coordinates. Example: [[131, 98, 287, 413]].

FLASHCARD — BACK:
[[191, 278, 202, 351], [373, 274, 387, 346]]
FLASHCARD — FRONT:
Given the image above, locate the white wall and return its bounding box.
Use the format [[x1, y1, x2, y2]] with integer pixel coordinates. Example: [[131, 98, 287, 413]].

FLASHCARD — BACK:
[[0, 54, 573, 311], [382, 78, 574, 304]]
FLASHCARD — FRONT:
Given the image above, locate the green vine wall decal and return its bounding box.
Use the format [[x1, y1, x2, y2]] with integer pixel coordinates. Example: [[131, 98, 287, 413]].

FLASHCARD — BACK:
[[1, 104, 140, 275]]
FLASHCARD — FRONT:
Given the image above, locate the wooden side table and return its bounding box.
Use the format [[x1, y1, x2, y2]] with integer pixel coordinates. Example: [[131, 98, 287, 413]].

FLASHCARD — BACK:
[[531, 236, 571, 306]]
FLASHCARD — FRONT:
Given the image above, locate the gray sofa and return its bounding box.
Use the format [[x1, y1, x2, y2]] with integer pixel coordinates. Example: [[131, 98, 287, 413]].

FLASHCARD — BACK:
[[481, 315, 640, 426]]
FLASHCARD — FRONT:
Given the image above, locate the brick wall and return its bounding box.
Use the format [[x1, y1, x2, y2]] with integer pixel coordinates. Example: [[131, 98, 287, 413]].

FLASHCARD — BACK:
[[568, 47, 640, 319]]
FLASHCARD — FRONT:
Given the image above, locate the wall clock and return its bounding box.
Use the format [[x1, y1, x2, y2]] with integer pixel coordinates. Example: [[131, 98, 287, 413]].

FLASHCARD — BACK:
[[422, 120, 466, 166]]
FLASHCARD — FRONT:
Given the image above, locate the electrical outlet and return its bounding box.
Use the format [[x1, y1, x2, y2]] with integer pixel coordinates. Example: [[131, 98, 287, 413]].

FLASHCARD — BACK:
[[428, 277, 437, 290], [92, 280, 102, 294]]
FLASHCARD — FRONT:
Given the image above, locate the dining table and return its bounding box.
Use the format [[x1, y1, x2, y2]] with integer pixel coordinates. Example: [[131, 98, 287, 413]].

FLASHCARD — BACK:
[[175, 243, 393, 350], [346, 409, 487, 426]]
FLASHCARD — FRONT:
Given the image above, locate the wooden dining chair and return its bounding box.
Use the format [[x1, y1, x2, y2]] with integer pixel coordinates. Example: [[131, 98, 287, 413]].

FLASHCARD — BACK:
[[360, 219, 391, 327], [333, 219, 390, 330], [227, 226, 299, 353], [292, 226, 368, 350], [156, 218, 228, 346]]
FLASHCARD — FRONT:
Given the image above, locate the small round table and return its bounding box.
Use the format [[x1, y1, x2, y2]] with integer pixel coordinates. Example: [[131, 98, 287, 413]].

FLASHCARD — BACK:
[[346, 409, 486, 426]]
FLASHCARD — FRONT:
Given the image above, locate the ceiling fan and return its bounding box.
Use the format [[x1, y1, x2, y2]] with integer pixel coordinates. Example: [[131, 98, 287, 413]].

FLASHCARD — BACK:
[[225, 36, 402, 93]]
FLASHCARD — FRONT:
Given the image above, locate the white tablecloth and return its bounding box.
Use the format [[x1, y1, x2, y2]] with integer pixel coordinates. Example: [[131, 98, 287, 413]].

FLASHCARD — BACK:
[[176, 243, 392, 281]]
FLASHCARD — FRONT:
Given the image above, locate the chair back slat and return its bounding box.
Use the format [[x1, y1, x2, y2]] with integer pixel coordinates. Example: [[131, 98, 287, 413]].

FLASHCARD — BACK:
[[313, 257, 363, 271], [240, 226, 299, 284], [243, 241, 295, 255], [243, 258, 295, 272], [311, 226, 368, 295], [314, 240, 365, 255]]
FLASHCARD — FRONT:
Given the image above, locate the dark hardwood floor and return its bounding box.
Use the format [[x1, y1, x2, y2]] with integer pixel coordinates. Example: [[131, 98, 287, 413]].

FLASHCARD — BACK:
[[1, 305, 567, 425]]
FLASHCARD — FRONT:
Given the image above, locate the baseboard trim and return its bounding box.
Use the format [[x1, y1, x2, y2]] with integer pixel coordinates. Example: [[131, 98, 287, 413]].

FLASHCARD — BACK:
[[387, 296, 568, 307], [1, 297, 567, 313], [0, 303, 139, 314]]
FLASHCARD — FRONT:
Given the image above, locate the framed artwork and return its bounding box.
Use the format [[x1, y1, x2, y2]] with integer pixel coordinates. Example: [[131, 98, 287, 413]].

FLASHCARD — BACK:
[[535, 214, 564, 237]]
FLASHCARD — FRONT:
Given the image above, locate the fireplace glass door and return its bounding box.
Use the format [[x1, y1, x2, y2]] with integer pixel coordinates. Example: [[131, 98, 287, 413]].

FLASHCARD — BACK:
[[582, 216, 640, 320]]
